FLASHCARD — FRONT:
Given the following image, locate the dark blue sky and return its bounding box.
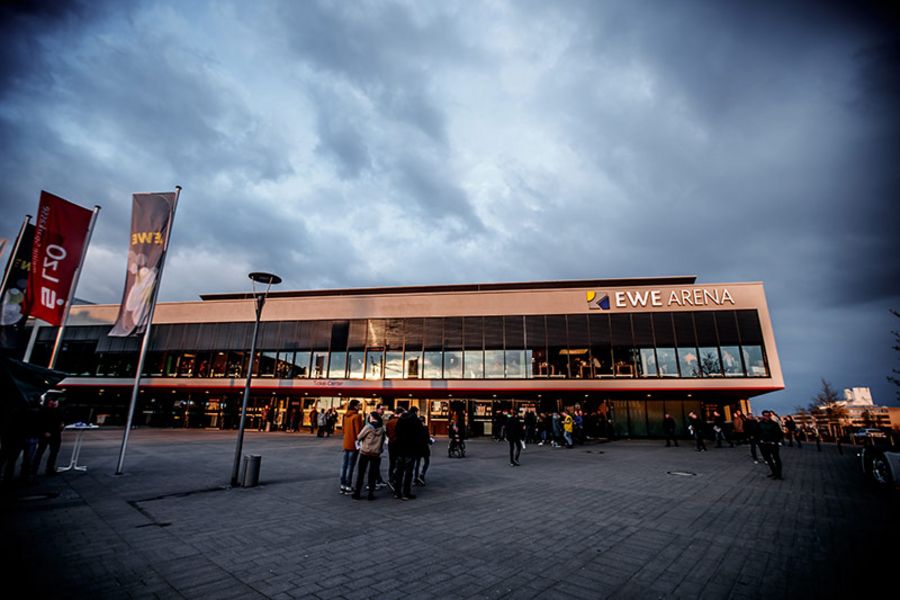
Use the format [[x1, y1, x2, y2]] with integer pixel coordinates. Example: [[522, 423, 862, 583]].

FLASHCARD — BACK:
[[1, 1, 898, 413]]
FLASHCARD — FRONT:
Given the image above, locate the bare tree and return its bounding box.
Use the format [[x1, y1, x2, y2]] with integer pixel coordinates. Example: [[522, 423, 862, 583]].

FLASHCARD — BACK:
[[810, 378, 848, 440]]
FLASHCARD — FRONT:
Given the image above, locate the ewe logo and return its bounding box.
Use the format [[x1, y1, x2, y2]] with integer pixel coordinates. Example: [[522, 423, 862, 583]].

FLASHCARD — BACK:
[[586, 291, 610, 310]]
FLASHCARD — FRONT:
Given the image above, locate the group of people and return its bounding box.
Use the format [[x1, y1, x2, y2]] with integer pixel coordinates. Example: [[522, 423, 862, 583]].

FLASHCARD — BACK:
[[338, 401, 434, 501], [1, 394, 65, 489], [676, 409, 792, 480], [307, 407, 338, 438], [492, 408, 608, 450]]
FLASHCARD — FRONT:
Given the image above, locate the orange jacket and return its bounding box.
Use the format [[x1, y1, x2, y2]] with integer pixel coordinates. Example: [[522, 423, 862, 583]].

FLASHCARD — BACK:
[[342, 409, 363, 451]]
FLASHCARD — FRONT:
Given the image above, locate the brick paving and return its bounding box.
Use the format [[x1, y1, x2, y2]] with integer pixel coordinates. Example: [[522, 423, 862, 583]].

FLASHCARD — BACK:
[[2, 429, 896, 599]]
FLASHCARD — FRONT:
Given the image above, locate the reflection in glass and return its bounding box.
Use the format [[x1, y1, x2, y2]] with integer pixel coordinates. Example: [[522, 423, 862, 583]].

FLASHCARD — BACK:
[[505, 350, 526, 378], [443, 351, 463, 379], [484, 350, 505, 378], [464, 350, 484, 379], [699, 347, 722, 377], [384, 351, 403, 379], [210, 351, 227, 377], [720, 346, 743, 376], [347, 351, 365, 379], [292, 351, 310, 378], [312, 351, 328, 378], [365, 350, 384, 379], [656, 348, 678, 377], [258, 351, 277, 377], [423, 351, 442, 378], [639, 348, 658, 377], [405, 351, 422, 379], [677, 348, 700, 378], [742, 345, 767, 377], [328, 351, 347, 378]]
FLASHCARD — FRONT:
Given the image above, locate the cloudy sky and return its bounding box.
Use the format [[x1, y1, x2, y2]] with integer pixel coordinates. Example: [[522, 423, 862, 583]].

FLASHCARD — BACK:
[[1, 0, 897, 414]]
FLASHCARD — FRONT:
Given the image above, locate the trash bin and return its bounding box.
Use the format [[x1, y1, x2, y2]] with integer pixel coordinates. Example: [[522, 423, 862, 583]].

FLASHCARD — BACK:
[[242, 455, 261, 487]]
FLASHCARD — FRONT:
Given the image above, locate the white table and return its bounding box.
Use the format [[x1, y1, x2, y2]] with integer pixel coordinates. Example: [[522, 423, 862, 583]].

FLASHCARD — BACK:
[[57, 423, 99, 472]]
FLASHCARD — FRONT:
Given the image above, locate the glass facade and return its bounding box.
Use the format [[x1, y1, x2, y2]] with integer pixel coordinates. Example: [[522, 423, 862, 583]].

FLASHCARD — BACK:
[[41, 310, 771, 381]]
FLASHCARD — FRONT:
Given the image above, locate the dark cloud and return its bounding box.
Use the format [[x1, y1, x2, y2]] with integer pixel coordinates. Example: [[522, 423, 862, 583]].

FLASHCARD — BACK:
[[0, 0, 897, 414]]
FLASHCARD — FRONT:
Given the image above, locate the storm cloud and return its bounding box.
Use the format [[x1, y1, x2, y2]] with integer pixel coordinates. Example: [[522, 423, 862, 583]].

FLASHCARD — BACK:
[[1, 0, 897, 413]]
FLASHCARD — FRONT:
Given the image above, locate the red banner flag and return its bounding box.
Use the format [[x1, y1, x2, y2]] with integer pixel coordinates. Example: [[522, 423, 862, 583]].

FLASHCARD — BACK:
[[23, 191, 94, 326]]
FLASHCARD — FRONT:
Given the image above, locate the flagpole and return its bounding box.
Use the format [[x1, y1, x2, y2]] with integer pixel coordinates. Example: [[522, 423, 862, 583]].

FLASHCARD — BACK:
[[116, 186, 181, 475], [48, 206, 101, 369], [0, 214, 32, 308]]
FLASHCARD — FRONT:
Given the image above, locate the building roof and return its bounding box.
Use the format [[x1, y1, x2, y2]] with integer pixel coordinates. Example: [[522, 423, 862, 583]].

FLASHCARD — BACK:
[[199, 275, 699, 302]]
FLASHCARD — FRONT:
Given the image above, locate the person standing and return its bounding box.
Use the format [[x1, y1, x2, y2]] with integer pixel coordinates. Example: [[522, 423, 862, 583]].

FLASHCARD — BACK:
[[663, 413, 678, 447], [713, 410, 733, 448], [32, 394, 65, 477], [688, 411, 707, 452], [732, 410, 746, 445], [414, 416, 433, 486], [551, 412, 563, 448], [744, 412, 761, 463], [339, 400, 363, 495], [385, 407, 404, 489], [784, 416, 800, 448], [309, 406, 318, 435], [524, 410, 537, 444], [506, 410, 523, 466], [392, 406, 424, 500], [316, 408, 327, 437], [758, 410, 784, 480], [352, 410, 385, 500]]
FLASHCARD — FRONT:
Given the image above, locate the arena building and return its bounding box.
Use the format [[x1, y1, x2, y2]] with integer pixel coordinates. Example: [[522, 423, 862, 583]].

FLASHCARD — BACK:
[[27, 276, 783, 437]]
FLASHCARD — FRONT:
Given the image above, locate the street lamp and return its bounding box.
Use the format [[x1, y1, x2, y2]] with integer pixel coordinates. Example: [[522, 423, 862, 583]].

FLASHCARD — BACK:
[[230, 271, 281, 487]]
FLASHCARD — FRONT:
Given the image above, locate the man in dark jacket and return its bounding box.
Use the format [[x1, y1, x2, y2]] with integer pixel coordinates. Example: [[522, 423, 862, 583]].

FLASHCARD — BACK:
[[392, 406, 424, 500], [688, 411, 707, 452], [744, 412, 762, 463], [506, 410, 523, 466], [663, 413, 678, 447], [758, 411, 784, 480], [32, 394, 65, 476]]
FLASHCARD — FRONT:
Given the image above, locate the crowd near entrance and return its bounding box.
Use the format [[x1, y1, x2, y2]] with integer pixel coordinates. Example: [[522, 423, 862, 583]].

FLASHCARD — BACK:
[[57, 388, 750, 440]]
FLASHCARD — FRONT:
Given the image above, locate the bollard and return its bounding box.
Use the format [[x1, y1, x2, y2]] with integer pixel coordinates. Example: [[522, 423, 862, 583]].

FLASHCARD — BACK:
[[242, 455, 261, 487]]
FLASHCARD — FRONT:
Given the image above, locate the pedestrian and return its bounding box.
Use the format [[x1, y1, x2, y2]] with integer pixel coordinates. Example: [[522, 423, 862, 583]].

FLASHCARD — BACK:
[[352, 410, 385, 500], [414, 416, 433, 486], [448, 418, 464, 457], [551, 412, 563, 448], [562, 410, 574, 448], [688, 411, 707, 451], [339, 400, 363, 495], [758, 410, 784, 480], [713, 410, 733, 448], [524, 410, 537, 444], [574, 409, 585, 445], [732, 410, 745, 445], [506, 410, 523, 466], [309, 406, 318, 435], [784, 416, 800, 449], [32, 393, 65, 477], [316, 408, 327, 437], [386, 407, 404, 489], [663, 413, 678, 447], [326, 408, 337, 437], [392, 406, 424, 500], [744, 412, 761, 463], [289, 408, 300, 433]]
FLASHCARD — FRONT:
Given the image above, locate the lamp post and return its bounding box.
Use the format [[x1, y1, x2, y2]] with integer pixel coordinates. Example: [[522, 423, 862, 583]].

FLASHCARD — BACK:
[[230, 271, 281, 487]]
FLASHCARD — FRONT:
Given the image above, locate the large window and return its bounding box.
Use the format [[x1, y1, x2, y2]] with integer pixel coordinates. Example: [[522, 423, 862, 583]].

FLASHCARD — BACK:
[[60, 309, 773, 382]]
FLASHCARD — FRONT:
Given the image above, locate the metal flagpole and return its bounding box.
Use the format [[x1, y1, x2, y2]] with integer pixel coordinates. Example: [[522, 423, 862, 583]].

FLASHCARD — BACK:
[[0, 214, 32, 309], [48, 205, 101, 369], [22, 319, 44, 363], [116, 186, 181, 475]]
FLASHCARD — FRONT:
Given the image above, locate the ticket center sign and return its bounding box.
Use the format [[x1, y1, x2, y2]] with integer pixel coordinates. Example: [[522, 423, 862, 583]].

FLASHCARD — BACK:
[[587, 287, 736, 311]]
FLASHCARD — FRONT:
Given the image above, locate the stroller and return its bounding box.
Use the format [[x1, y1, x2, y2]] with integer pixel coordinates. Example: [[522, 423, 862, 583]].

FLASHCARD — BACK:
[[448, 422, 466, 458]]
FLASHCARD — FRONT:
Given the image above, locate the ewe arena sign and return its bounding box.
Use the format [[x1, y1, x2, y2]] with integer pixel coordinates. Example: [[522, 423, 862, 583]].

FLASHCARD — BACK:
[[587, 287, 736, 311]]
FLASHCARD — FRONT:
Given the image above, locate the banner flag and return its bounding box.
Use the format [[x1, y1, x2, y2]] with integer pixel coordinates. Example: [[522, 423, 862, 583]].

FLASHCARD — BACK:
[[0, 223, 35, 349], [22, 192, 94, 326], [109, 192, 177, 337]]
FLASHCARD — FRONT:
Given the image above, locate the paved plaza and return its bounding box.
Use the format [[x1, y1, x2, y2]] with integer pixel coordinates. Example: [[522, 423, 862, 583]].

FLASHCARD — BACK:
[[2, 429, 897, 599]]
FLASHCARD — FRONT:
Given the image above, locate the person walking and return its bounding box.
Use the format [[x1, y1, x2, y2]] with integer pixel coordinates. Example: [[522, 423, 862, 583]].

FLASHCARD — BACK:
[[688, 411, 707, 452], [732, 410, 746, 445], [316, 409, 327, 438], [339, 400, 363, 495], [506, 410, 524, 466], [413, 416, 433, 486], [524, 410, 537, 444], [663, 413, 678, 447], [551, 412, 563, 448], [562, 410, 574, 449], [758, 410, 784, 480], [352, 410, 385, 500], [784, 416, 801, 449]]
